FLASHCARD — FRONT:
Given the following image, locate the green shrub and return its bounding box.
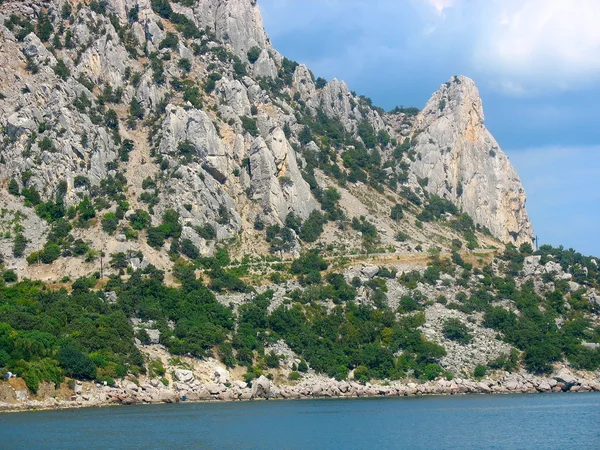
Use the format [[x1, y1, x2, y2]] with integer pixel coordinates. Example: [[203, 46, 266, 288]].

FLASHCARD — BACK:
[[291, 251, 328, 275], [315, 77, 328, 89], [422, 363, 444, 381], [183, 86, 202, 108], [398, 295, 421, 313], [180, 239, 199, 259], [299, 211, 326, 242], [147, 227, 166, 248], [13, 233, 28, 258], [209, 268, 248, 293], [288, 371, 301, 381], [247, 46, 261, 63], [241, 116, 259, 137], [265, 352, 280, 368], [9, 358, 64, 393], [57, 346, 97, 380], [129, 209, 150, 230], [474, 365, 486, 378], [178, 58, 191, 72], [129, 97, 144, 120], [3, 270, 18, 283], [102, 213, 119, 234], [196, 223, 216, 240], [218, 343, 236, 368], [105, 109, 119, 129], [0, 349, 10, 367], [298, 360, 308, 372], [353, 365, 370, 383], [27, 243, 61, 265], [8, 178, 19, 196], [488, 350, 519, 372], [442, 318, 472, 344], [233, 61, 247, 78], [54, 59, 70, 80], [390, 204, 404, 221], [418, 195, 457, 222], [36, 11, 53, 42], [204, 72, 222, 94], [159, 32, 179, 50], [110, 252, 128, 270], [523, 342, 561, 374]]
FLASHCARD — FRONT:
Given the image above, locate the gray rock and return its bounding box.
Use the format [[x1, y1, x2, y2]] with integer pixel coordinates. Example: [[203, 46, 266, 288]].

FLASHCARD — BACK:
[[553, 368, 577, 386], [410, 76, 533, 245], [360, 265, 379, 279], [105, 291, 118, 304], [174, 369, 194, 384], [213, 367, 231, 384], [252, 50, 278, 79], [582, 342, 600, 350], [146, 329, 160, 345], [522, 256, 542, 277], [251, 375, 272, 399], [250, 130, 318, 223]]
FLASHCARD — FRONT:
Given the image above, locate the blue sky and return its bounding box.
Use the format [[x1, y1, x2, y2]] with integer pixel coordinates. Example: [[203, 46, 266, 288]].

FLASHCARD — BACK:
[[259, 0, 600, 257]]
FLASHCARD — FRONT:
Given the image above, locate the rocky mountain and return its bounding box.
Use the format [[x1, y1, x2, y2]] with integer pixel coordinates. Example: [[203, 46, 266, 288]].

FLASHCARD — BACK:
[[0, 0, 533, 276], [0, 0, 598, 411], [411, 77, 533, 244]]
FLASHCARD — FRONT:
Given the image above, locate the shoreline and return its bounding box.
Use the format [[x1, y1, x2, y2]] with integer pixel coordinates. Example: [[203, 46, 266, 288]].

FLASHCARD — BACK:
[[2, 388, 599, 415], [2, 367, 599, 414]]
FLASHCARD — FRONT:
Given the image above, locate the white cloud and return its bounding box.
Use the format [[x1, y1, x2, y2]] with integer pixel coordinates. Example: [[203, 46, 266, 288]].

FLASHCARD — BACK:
[[261, 0, 600, 95], [470, 0, 600, 94], [425, 0, 455, 15]]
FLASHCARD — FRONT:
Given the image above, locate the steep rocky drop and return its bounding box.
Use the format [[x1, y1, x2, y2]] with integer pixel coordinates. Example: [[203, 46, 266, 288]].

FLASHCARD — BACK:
[[410, 76, 533, 244]]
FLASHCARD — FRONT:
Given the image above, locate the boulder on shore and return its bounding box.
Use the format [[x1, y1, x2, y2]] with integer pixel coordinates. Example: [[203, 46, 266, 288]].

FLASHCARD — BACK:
[[251, 376, 272, 399]]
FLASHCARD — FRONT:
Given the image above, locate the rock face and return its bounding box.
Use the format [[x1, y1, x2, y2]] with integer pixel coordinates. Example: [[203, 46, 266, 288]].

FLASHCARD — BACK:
[[411, 76, 534, 244], [249, 129, 318, 222], [0, 0, 536, 277], [250, 375, 271, 399], [191, 0, 273, 60]]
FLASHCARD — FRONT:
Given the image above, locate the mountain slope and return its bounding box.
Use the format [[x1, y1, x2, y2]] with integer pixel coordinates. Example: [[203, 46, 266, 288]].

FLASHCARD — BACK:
[[0, 0, 598, 410], [0, 0, 532, 277]]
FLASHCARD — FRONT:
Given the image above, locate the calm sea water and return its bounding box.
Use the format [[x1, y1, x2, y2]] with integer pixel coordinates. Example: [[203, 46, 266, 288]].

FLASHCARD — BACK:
[[1, 393, 599, 449]]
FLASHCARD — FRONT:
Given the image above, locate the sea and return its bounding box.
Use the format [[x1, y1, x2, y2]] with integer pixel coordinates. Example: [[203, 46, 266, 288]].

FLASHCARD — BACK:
[[1, 393, 599, 449]]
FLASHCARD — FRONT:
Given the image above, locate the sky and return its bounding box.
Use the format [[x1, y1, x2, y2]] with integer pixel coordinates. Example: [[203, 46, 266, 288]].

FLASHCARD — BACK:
[[258, 0, 600, 257]]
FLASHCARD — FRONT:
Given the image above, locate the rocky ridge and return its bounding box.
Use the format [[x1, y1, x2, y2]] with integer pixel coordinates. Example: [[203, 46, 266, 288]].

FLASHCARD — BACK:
[[411, 76, 533, 244], [0, 0, 533, 280], [0, 0, 598, 415]]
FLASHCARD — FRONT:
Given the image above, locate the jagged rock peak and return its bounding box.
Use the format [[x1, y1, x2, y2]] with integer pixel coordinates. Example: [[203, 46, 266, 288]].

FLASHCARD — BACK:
[[411, 75, 534, 244], [100, 0, 273, 61]]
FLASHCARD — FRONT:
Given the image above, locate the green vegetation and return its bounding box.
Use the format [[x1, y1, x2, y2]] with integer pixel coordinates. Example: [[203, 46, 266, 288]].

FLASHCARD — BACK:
[[247, 47, 261, 64], [159, 32, 179, 50], [54, 59, 70, 81], [0, 279, 143, 391], [204, 72, 222, 94], [241, 116, 259, 137], [147, 209, 182, 249], [473, 364, 486, 378], [417, 196, 457, 222], [442, 318, 472, 344], [1, 0, 599, 395]]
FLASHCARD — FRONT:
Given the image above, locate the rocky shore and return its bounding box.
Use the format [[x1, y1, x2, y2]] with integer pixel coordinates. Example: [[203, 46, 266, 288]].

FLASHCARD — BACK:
[[2, 367, 599, 413]]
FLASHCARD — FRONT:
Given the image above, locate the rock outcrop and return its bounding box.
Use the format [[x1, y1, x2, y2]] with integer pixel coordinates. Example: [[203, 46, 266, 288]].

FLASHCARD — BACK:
[[0, 0, 537, 273], [2, 366, 599, 413], [410, 76, 534, 244]]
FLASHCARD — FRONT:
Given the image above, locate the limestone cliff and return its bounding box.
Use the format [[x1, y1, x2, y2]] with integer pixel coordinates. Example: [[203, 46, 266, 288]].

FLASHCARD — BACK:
[[410, 76, 533, 244], [2, 1, 600, 412], [0, 0, 533, 276]]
